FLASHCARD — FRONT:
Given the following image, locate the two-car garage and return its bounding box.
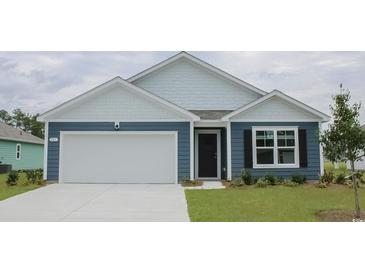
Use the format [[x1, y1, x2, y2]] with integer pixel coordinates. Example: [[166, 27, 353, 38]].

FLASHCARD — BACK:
[[58, 132, 178, 184]]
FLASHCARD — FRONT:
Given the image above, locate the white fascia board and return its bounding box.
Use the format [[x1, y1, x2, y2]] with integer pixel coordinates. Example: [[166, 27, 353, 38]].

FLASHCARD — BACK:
[[128, 51, 267, 96], [0, 137, 44, 145], [222, 89, 331, 122], [38, 77, 200, 122]]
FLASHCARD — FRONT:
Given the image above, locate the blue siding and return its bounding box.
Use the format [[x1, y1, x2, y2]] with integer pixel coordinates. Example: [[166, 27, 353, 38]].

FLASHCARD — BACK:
[[231, 122, 320, 180], [47, 122, 190, 181]]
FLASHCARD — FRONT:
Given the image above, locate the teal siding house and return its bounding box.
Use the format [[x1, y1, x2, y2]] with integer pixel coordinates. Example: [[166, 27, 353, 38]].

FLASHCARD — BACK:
[[0, 122, 44, 170]]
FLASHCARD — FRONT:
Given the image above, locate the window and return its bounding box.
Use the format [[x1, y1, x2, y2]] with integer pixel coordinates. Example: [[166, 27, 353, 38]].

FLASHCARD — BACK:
[[16, 144, 21, 160], [252, 127, 299, 168], [255, 130, 274, 164]]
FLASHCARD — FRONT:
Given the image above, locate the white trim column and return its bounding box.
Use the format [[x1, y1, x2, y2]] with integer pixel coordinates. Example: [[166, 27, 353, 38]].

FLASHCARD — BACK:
[[190, 121, 194, 180], [227, 121, 232, 180], [319, 122, 324, 175], [43, 121, 48, 180]]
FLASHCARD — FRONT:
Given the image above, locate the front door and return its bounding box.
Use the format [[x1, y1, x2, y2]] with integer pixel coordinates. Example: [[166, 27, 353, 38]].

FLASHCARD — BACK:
[[196, 131, 220, 179]]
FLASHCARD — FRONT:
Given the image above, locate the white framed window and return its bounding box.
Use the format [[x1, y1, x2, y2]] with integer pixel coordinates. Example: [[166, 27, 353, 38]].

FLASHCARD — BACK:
[[252, 126, 299, 168], [16, 144, 21, 160]]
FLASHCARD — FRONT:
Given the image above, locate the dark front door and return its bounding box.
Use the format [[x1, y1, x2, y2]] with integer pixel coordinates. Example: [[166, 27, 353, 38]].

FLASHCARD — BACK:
[[198, 133, 218, 178]]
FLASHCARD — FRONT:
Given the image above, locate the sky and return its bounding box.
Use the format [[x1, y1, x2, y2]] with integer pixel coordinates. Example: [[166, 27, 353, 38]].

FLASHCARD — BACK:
[[0, 51, 364, 123]]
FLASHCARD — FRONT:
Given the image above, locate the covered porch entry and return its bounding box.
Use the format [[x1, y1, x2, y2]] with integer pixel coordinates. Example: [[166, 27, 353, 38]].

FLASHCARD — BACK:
[[194, 127, 227, 180]]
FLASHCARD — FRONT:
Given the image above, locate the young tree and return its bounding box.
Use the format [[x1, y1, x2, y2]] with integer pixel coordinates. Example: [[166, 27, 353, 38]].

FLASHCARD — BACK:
[[320, 87, 365, 220]]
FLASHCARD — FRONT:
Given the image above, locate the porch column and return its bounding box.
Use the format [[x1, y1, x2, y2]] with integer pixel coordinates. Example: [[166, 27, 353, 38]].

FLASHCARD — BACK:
[[227, 121, 232, 180], [43, 121, 48, 180], [190, 121, 194, 180]]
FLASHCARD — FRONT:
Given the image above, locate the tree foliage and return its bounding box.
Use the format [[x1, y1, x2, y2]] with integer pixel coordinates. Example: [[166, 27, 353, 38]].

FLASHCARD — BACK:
[[320, 88, 365, 220], [0, 108, 44, 138], [320, 91, 365, 163]]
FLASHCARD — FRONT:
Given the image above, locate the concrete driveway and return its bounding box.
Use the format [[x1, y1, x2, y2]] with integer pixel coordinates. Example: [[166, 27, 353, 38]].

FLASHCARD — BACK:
[[0, 184, 190, 221]]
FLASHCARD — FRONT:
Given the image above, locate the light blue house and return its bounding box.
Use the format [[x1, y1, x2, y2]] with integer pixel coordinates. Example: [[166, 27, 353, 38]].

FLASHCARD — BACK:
[[38, 52, 330, 184], [0, 122, 44, 170]]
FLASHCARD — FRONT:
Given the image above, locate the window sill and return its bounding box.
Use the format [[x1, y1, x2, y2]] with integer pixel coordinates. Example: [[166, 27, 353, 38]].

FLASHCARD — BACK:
[[253, 164, 299, 169]]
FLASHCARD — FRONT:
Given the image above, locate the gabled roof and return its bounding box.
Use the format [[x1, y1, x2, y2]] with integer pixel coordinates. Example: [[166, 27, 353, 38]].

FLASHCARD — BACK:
[[222, 89, 331, 122], [128, 51, 267, 96], [0, 122, 44, 144], [38, 77, 200, 122]]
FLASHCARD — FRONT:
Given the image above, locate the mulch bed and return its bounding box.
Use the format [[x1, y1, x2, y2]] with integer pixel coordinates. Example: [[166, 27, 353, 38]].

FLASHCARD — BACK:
[[316, 210, 365, 222], [181, 181, 203, 187]]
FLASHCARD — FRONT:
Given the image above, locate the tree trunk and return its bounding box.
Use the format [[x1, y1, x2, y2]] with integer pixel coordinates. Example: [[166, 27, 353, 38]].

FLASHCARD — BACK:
[[351, 161, 361, 220]]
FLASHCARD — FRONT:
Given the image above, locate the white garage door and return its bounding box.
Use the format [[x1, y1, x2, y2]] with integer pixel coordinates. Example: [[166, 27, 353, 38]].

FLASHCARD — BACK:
[[59, 132, 177, 184]]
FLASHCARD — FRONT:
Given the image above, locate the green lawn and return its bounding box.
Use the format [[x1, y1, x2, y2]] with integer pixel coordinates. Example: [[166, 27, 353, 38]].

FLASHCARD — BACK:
[[0, 173, 41, 201], [185, 185, 365, 221]]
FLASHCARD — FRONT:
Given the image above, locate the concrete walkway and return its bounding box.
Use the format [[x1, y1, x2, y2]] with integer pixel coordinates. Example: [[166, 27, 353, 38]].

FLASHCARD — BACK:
[[184, 181, 225, 190], [0, 184, 190, 222]]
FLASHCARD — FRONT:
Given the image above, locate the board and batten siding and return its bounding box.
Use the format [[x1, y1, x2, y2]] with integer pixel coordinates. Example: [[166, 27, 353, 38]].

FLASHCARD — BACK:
[[231, 122, 320, 180], [133, 58, 261, 110], [0, 140, 43, 170], [47, 122, 190, 181]]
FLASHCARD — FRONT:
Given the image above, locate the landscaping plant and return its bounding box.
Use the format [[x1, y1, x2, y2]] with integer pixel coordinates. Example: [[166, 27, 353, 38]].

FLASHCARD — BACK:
[[255, 178, 269, 188], [25, 169, 44, 184], [6, 170, 19, 186], [320, 88, 365, 220], [263, 174, 277, 185], [334, 173, 347, 185], [230, 178, 245, 188], [291, 174, 306, 184], [240, 170, 253, 185], [319, 169, 334, 186]]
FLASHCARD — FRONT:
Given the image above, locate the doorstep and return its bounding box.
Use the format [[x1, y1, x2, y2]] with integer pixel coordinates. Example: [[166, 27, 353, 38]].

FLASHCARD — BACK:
[[183, 181, 225, 190]]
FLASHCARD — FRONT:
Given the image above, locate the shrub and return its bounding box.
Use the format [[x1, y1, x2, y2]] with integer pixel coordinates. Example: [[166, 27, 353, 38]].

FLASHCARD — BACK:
[[35, 169, 43, 182], [334, 173, 346, 184], [230, 178, 245, 188], [337, 162, 348, 174], [277, 176, 285, 184], [264, 174, 277, 185], [255, 178, 268, 188], [291, 174, 306, 184], [361, 172, 365, 184], [324, 162, 335, 174], [240, 170, 253, 185], [24, 169, 44, 184], [319, 170, 334, 185], [25, 170, 37, 184], [6, 170, 19, 186]]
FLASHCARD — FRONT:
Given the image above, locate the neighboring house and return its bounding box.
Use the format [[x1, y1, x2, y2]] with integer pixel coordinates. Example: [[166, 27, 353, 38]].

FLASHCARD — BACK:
[[38, 52, 330, 184], [0, 122, 44, 170]]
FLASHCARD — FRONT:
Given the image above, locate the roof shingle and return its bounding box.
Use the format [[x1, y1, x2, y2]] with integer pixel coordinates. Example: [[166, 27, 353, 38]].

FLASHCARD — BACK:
[[0, 122, 44, 144]]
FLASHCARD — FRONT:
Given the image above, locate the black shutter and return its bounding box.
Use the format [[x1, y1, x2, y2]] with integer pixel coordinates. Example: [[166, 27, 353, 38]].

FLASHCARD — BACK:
[[244, 130, 253, 168], [299, 129, 308, 168]]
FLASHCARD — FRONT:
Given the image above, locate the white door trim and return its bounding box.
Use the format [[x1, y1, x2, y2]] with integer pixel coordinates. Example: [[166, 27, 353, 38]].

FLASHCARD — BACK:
[[194, 129, 221, 180], [58, 131, 178, 184]]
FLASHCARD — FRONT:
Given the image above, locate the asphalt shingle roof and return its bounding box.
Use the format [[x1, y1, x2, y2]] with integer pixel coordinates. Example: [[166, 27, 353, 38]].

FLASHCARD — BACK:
[[0, 122, 44, 144]]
